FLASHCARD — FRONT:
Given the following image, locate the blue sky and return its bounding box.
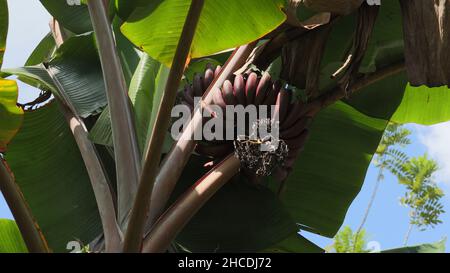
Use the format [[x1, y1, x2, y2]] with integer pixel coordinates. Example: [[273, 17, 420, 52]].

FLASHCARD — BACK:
[[1, 0, 449, 252]]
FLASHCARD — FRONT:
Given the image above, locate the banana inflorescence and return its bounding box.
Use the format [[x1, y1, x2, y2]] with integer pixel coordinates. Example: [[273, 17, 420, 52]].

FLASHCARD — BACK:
[[179, 65, 314, 183]]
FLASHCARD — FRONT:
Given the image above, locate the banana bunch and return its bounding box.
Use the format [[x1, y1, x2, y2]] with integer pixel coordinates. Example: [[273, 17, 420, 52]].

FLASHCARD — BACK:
[[179, 66, 313, 182]]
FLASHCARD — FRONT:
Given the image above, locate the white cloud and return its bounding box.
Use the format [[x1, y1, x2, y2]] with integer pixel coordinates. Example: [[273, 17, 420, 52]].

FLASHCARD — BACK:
[[417, 122, 450, 189]]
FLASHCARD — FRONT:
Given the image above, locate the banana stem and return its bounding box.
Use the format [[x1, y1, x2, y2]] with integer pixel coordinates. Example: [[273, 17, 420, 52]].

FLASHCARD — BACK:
[[88, 0, 142, 227], [50, 18, 122, 252], [142, 155, 241, 253], [58, 103, 123, 252], [123, 0, 205, 252]]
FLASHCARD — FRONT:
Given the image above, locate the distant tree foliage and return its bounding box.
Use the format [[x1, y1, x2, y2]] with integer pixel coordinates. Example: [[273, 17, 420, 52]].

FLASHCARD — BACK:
[[396, 155, 445, 245], [328, 226, 371, 253]]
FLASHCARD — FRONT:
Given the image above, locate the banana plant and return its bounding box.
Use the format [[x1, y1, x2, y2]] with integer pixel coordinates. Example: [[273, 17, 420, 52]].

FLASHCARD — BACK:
[[0, 0, 450, 253]]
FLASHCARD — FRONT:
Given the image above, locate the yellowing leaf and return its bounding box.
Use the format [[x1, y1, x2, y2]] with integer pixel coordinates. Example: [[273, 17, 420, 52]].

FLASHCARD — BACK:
[[0, 79, 23, 152]]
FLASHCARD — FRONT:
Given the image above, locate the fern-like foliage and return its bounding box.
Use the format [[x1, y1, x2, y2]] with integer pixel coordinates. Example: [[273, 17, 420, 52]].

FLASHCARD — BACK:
[[327, 226, 372, 253], [374, 122, 411, 176], [397, 155, 445, 230]]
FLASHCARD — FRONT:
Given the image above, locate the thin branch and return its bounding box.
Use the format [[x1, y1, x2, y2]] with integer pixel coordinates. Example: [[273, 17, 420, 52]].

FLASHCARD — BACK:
[[354, 164, 384, 252], [142, 155, 241, 253], [0, 160, 50, 253], [350, 62, 406, 92], [49, 19, 122, 252], [146, 43, 256, 229], [87, 0, 142, 226], [123, 0, 205, 252], [404, 222, 414, 246]]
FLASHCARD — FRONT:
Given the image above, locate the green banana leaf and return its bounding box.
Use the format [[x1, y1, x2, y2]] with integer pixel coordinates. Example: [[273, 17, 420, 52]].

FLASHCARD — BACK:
[[4, 102, 101, 252], [88, 109, 114, 148], [345, 73, 407, 121], [127, 53, 170, 153], [120, 0, 286, 66], [40, 0, 92, 34], [382, 238, 447, 253], [391, 85, 450, 125], [2, 33, 107, 118], [8, 32, 56, 89], [24, 33, 56, 66], [0, 219, 28, 253], [348, 79, 450, 125], [282, 101, 387, 237]]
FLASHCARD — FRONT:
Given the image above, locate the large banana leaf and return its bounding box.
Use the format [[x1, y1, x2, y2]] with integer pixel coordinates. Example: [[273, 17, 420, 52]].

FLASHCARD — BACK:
[[11, 33, 56, 88], [0, 219, 28, 253], [24, 33, 56, 66], [282, 101, 387, 237], [349, 78, 450, 125], [3, 34, 107, 118], [120, 0, 286, 66], [0, 79, 23, 152], [345, 73, 407, 121], [128, 54, 169, 152], [40, 0, 92, 34], [391, 85, 450, 125], [88, 109, 114, 147], [4, 103, 101, 252]]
